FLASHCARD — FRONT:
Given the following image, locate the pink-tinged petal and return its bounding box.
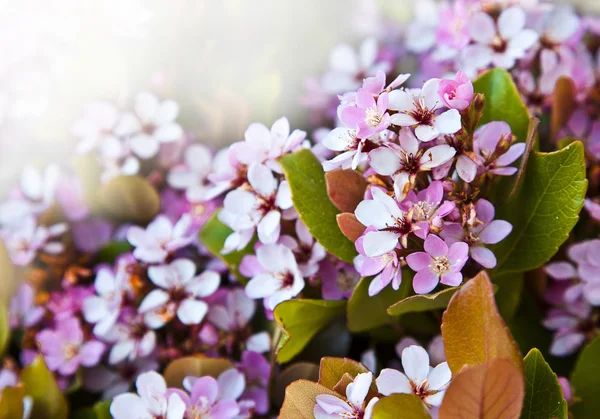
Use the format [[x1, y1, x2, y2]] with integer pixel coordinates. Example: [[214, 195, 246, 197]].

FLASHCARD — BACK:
[[421, 78, 442, 110], [406, 252, 433, 272], [80, 341, 105, 367], [456, 154, 477, 183], [434, 109, 462, 135], [448, 242, 469, 269], [248, 163, 276, 197], [496, 143, 526, 166], [437, 201, 455, 217], [480, 220, 512, 244], [368, 270, 393, 296], [545, 262, 577, 280], [138, 290, 170, 313], [415, 124, 439, 142], [583, 282, 600, 305], [413, 269, 439, 294], [388, 73, 411, 90], [322, 127, 353, 152], [550, 331, 585, 357], [498, 6, 525, 39], [357, 88, 376, 109], [470, 246, 497, 269], [110, 394, 150, 419], [239, 255, 264, 277], [490, 167, 518, 176], [218, 369, 246, 400], [211, 400, 240, 419], [507, 30, 538, 57], [474, 121, 511, 154], [440, 271, 463, 287], [402, 345, 430, 384], [363, 231, 399, 257], [376, 369, 412, 396], [257, 211, 281, 244], [341, 106, 367, 129], [388, 90, 414, 112], [190, 376, 219, 405], [355, 200, 395, 229], [316, 394, 352, 414], [170, 258, 196, 284], [360, 256, 387, 277], [424, 235, 448, 258], [390, 113, 418, 127], [393, 172, 412, 201], [420, 145, 456, 169], [546, 7, 579, 43], [469, 12, 496, 44], [347, 372, 372, 406], [245, 274, 281, 299], [369, 147, 401, 176], [476, 199, 495, 223]]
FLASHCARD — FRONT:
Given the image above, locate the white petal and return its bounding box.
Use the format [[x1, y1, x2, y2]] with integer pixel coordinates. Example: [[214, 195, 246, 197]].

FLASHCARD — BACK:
[[355, 199, 394, 229], [329, 43, 359, 74], [388, 90, 414, 112], [138, 290, 169, 313], [469, 12, 496, 44], [376, 369, 412, 396], [154, 100, 179, 125], [245, 274, 281, 298], [177, 299, 208, 325], [130, 134, 160, 159], [154, 123, 183, 143], [223, 190, 256, 215], [415, 124, 439, 142], [248, 163, 277, 197], [369, 147, 401, 176], [498, 7, 525, 39], [257, 211, 281, 244], [420, 145, 456, 169], [420, 78, 441, 110], [427, 362, 451, 391], [434, 109, 462, 135], [402, 345, 430, 384], [322, 127, 353, 151], [347, 372, 372, 406], [217, 369, 246, 401], [363, 231, 399, 257], [275, 181, 293, 209], [135, 92, 159, 122]]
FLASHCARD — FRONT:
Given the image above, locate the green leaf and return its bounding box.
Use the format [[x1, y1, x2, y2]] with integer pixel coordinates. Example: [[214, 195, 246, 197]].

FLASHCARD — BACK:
[[473, 68, 531, 143], [0, 387, 24, 419], [0, 240, 16, 303], [21, 356, 69, 419], [372, 394, 431, 419], [570, 335, 600, 418], [94, 241, 133, 264], [279, 149, 357, 263], [387, 287, 458, 316], [274, 299, 346, 363], [199, 212, 255, 284], [0, 305, 9, 358], [318, 357, 369, 390], [492, 273, 523, 320], [491, 142, 587, 275], [347, 276, 411, 333], [521, 349, 567, 419], [72, 401, 111, 419]]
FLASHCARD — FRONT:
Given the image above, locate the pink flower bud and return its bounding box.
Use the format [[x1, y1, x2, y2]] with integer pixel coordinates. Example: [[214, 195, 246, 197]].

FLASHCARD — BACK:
[[438, 71, 474, 111]]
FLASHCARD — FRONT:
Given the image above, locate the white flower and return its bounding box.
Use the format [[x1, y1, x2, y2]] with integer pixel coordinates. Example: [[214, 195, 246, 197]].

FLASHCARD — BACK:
[[82, 267, 127, 337], [314, 372, 379, 419], [376, 345, 451, 409], [72, 101, 120, 154], [167, 144, 213, 202], [388, 79, 461, 142], [139, 259, 220, 328], [127, 215, 194, 263]]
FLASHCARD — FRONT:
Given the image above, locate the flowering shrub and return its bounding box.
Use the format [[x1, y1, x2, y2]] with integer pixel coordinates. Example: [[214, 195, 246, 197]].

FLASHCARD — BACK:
[[0, 1, 599, 418]]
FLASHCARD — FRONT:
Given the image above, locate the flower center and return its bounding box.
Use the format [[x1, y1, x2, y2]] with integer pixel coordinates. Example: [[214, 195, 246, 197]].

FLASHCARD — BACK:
[[430, 256, 450, 275], [491, 34, 507, 53], [187, 397, 211, 419], [336, 271, 358, 292], [275, 271, 295, 288], [142, 123, 156, 135], [409, 100, 435, 126], [413, 201, 435, 220], [365, 107, 382, 127], [62, 343, 79, 360]]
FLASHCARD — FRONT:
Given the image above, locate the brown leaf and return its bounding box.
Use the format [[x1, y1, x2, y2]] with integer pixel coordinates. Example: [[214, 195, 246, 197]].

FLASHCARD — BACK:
[[274, 362, 319, 407], [332, 372, 355, 396], [280, 379, 339, 419], [441, 271, 523, 374], [439, 359, 524, 419], [326, 169, 368, 213], [551, 76, 577, 141], [98, 175, 161, 224], [0, 241, 16, 303], [163, 356, 233, 388], [319, 356, 369, 390], [337, 213, 366, 242]]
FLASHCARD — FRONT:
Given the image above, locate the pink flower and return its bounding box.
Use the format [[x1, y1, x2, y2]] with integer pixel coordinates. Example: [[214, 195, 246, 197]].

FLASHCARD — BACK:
[[36, 316, 105, 376], [401, 181, 455, 239], [388, 78, 462, 142], [406, 235, 468, 294], [9, 283, 45, 329], [139, 259, 220, 328], [319, 260, 360, 301], [473, 121, 526, 177], [242, 244, 305, 310], [435, 1, 470, 51], [340, 88, 391, 139], [284, 219, 326, 277], [585, 198, 600, 222], [354, 227, 402, 296], [0, 216, 67, 265], [107, 309, 156, 365], [127, 214, 194, 263], [82, 266, 128, 337], [208, 288, 255, 335], [110, 371, 186, 419], [438, 71, 474, 111], [314, 372, 378, 419], [238, 351, 271, 415], [377, 345, 451, 410], [176, 373, 241, 419], [321, 127, 368, 171], [543, 302, 591, 357]]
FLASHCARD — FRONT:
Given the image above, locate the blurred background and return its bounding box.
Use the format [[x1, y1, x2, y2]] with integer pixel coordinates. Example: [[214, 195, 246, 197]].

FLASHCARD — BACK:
[[0, 0, 597, 194]]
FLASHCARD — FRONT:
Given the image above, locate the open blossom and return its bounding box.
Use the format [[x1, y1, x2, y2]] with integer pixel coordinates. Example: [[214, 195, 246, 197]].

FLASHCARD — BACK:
[[285, 219, 326, 277], [237, 351, 271, 414], [543, 300, 591, 357], [461, 6, 539, 75], [139, 259, 220, 328], [82, 265, 128, 337], [108, 309, 157, 365], [354, 187, 416, 257], [314, 372, 379, 419], [355, 227, 402, 296], [442, 199, 512, 269], [377, 345, 451, 409], [110, 371, 186, 419], [388, 78, 461, 142], [9, 283, 45, 328], [321, 126, 367, 171], [406, 235, 468, 294], [472, 121, 526, 178], [36, 316, 105, 376], [219, 163, 293, 251], [0, 216, 67, 265], [340, 88, 391, 139], [369, 128, 456, 199], [242, 243, 305, 311], [72, 101, 120, 154], [401, 181, 455, 239], [127, 214, 194, 263], [438, 71, 473, 111], [167, 143, 213, 202], [116, 92, 183, 159]]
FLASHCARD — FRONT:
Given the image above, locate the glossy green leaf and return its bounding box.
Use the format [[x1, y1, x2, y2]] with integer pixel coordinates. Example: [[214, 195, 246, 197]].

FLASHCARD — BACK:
[[0, 387, 23, 419], [21, 355, 69, 419], [274, 299, 346, 363], [521, 349, 567, 419], [279, 149, 357, 262], [492, 273, 523, 320], [199, 212, 254, 284], [491, 142, 587, 275], [473, 68, 531, 142], [94, 241, 133, 264], [570, 335, 600, 418], [319, 357, 369, 390], [372, 394, 431, 419], [387, 287, 459, 316], [347, 276, 411, 333]]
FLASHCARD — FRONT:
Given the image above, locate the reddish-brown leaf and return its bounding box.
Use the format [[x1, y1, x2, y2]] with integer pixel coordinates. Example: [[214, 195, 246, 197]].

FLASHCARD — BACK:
[[326, 169, 368, 213], [319, 357, 369, 390], [441, 271, 523, 374], [439, 359, 524, 419], [280, 379, 339, 418], [551, 76, 576, 141], [337, 213, 366, 242]]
